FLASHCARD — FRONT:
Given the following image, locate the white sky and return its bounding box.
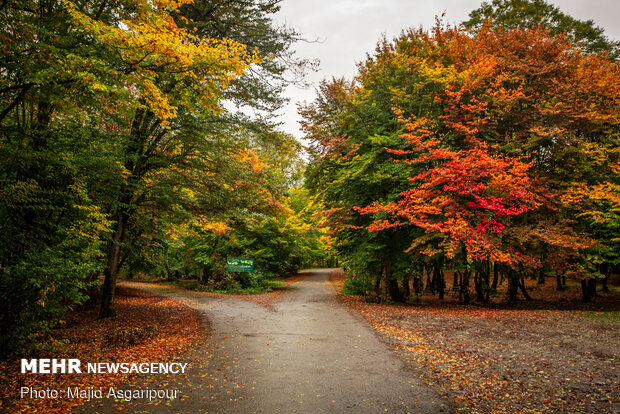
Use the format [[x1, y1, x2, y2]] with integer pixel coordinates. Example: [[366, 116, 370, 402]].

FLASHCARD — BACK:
[[273, 0, 620, 141]]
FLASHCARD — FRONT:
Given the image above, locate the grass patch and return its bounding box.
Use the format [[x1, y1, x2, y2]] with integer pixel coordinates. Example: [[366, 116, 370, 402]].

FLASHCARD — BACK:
[[210, 280, 285, 295], [172, 279, 201, 290], [579, 311, 620, 323], [164, 278, 286, 295]]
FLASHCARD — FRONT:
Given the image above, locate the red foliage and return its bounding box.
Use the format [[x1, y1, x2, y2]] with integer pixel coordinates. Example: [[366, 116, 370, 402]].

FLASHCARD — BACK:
[[357, 123, 543, 265]]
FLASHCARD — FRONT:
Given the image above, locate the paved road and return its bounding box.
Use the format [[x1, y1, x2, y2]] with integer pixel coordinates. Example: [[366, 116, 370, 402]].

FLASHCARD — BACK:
[[80, 269, 451, 413]]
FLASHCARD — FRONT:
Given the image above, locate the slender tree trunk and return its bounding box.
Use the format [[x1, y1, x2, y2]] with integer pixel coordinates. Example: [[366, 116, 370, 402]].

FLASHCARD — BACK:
[[602, 270, 610, 293], [386, 258, 404, 302], [434, 264, 444, 300], [538, 249, 548, 284], [373, 270, 381, 296], [581, 280, 591, 302], [491, 262, 499, 289], [402, 273, 410, 300], [460, 270, 470, 304], [458, 245, 471, 304], [600, 263, 610, 293], [99, 209, 128, 318], [518, 277, 533, 301], [474, 271, 486, 302], [383, 258, 389, 301], [507, 270, 519, 301], [602, 276, 609, 293], [413, 271, 423, 294], [556, 271, 565, 290], [587, 278, 598, 297], [99, 107, 154, 317], [484, 260, 491, 302], [425, 266, 435, 294]]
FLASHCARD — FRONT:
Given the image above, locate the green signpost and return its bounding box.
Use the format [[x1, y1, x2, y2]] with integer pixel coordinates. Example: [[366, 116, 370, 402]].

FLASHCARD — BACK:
[[226, 257, 254, 272]]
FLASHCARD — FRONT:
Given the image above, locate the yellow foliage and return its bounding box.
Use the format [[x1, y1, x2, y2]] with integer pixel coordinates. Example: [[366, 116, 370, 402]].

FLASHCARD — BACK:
[[64, 0, 262, 125], [196, 219, 231, 235]]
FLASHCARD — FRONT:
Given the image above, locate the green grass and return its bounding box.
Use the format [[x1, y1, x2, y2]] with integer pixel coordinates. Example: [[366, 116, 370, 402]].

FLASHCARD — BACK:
[[169, 279, 286, 295], [172, 279, 201, 290], [564, 279, 620, 293], [210, 280, 285, 295], [579, 311, 620, 324]]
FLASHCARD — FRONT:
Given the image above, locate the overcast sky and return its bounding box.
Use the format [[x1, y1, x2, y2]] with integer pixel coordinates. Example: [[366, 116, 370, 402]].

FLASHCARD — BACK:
[[272, 0, 620, 141]]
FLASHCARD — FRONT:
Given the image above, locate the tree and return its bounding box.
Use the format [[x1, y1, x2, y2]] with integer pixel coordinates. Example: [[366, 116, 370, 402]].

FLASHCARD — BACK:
[[463, 0, 620, 59], [302, 16, 619, 303], [0, 0, 312, 356]]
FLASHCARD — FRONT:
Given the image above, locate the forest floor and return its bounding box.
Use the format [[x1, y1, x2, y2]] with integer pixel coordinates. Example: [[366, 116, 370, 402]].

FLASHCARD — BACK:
[[330, 270, 620, 413], [0, 287, 202, 413]]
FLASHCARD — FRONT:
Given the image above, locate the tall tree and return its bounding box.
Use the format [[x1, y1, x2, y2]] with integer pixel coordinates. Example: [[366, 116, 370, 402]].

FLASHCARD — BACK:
[[463, 0, 620, 59], [302, 17, 619, 303]]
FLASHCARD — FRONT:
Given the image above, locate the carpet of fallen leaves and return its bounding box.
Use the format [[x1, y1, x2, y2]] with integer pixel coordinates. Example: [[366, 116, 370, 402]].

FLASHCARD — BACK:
[[330, 270, 620, 413], [0, 287, 202, 413]]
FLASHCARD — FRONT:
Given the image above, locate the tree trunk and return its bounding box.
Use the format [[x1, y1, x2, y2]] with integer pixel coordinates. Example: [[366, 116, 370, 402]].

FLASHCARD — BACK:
[[491, 262, 499, 289], [413, 270, 423, 294], [458, 245, 470, 303], [386, 258, 404, 302], [556, 271, 565, 290], [388, 277, 404, 302], [99, 107, 154, 318], [538, 249, 548, 284], [425, 266, 434, 294], [507, 270, 519, 301], [601, 263, 610, 293], [434, 264, 444, 300], [587, 278, 598, 297], [581, 280, 591, 302], [99, 209, 128, 318], [518, 277, 533, 301], [373, 270, 382, 297], [402, 273, 410, 300], [460, 270, 470, 304], [474, 271, 486, 302]]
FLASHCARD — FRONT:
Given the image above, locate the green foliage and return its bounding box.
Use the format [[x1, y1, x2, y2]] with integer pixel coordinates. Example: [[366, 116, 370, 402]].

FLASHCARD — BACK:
[[463, 0, 620, 58], [0, 0, 314, 356], [341, 274, 374, 296], [302, 2, 620, 304], [0, 126, 109, 357]]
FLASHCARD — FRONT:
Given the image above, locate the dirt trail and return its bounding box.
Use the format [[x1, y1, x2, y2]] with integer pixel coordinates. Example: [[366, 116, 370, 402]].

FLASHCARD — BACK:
[[79, 269, 451, 413]]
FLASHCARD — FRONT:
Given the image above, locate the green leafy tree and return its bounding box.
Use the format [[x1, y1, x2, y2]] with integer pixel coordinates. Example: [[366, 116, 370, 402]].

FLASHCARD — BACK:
[[464, 0, 620, 58]]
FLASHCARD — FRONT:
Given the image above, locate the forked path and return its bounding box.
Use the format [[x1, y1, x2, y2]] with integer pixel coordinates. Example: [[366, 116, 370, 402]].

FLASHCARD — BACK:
[[81, 269, 451, 413]]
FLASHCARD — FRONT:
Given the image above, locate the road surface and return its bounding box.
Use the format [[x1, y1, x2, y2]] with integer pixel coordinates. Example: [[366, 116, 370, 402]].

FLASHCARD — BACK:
[[79, 269, 451, 413]]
